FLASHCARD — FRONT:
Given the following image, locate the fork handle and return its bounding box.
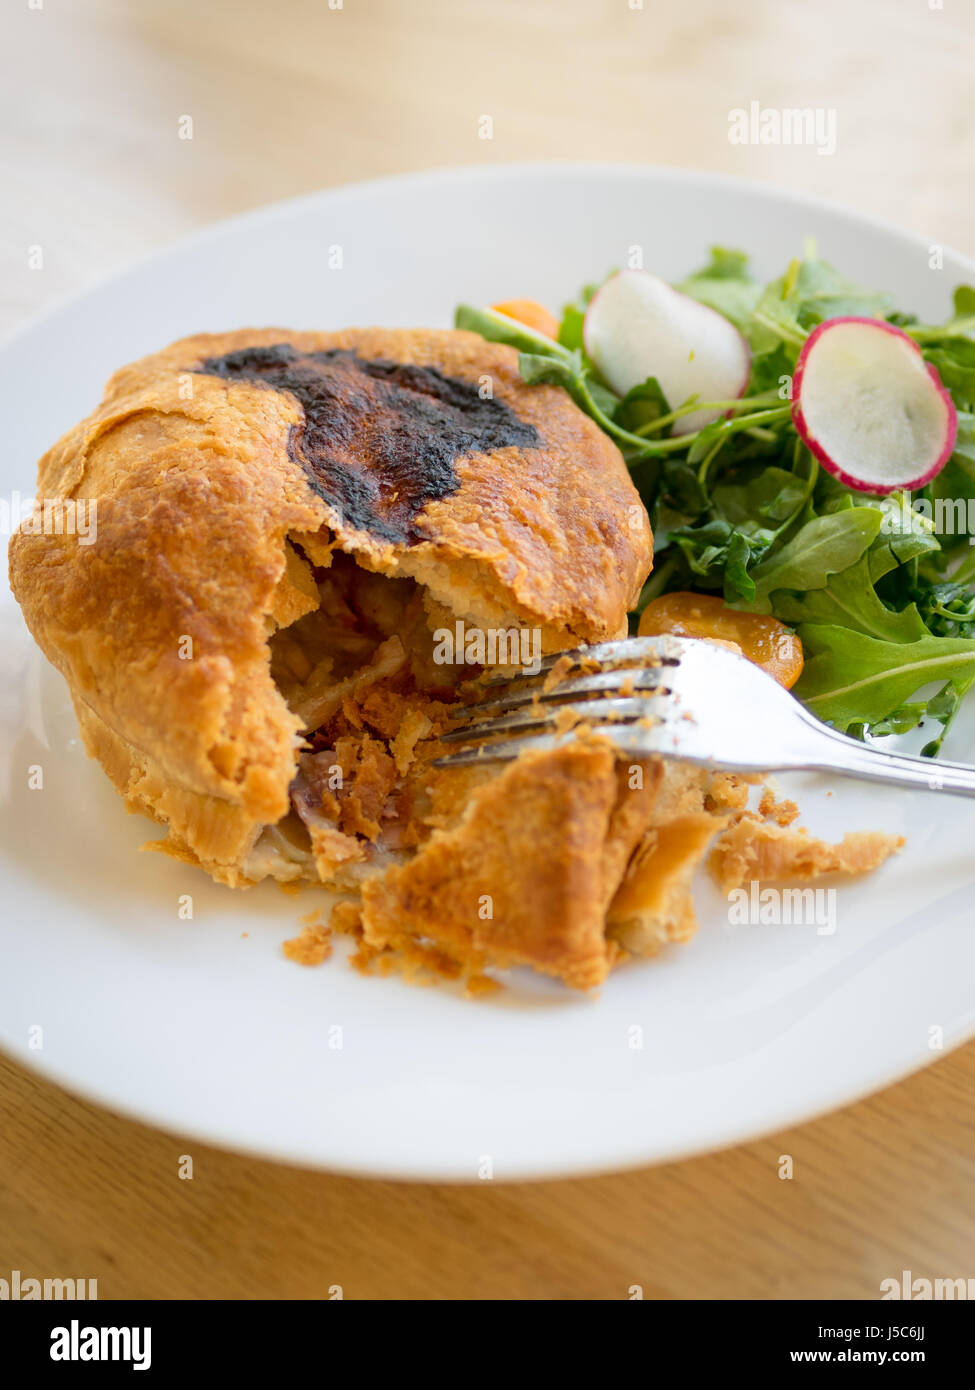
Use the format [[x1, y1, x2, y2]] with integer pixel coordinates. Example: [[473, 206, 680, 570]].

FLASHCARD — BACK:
[[798, 719, 975, 797]]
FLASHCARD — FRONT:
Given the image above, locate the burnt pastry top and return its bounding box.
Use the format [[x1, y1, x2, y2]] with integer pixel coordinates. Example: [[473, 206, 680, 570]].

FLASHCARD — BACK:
[[196, 343, 540, 545]]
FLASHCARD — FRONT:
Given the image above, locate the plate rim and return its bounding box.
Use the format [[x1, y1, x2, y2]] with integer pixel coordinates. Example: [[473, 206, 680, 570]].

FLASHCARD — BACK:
[[4, 158, 970, 354], [4, 999, 971, 1182]]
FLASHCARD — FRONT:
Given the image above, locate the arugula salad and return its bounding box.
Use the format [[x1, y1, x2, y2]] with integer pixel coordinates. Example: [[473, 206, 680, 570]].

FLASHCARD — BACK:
[[456, 247, 975, 758]]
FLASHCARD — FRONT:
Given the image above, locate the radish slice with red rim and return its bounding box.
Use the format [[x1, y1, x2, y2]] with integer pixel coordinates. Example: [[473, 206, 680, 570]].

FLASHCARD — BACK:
[[791, 317, 957, 494], [583, 270, 751, 435]]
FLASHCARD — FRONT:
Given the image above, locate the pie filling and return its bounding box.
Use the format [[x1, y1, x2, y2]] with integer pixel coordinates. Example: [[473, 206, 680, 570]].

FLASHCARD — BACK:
[[249, 544, 490, 888]]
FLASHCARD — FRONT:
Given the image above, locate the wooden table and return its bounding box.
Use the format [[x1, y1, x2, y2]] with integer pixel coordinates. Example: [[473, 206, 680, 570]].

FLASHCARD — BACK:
[[2, 0, 974, 1300]]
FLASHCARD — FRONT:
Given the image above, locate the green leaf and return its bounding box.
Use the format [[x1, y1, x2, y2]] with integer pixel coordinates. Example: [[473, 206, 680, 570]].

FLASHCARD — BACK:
[[859, 494, 939, 578], [711, 465, 811, 531], [927, 464, 975, 549], [454, 304, 572, 359], [748, 266, 806, 355], [792, 258, 890, 325], [953, 411, 975, 466], [922, 342, 975, 402], [745, 256, 888, 362], [516, 351, 654, 457], [954, 286, 975, 317], [692, 247, 751, 280], [515, 346, 614, 418], [678, 247, 761, 331], [517, 350, 578, 387], [772, 557, 928, 642], [946, 545, 975, 589], [742, 510, 883, 612], [920, 675, 975, 756], [657, 459, 709, 519], [556, 280, 604, 350], [910, 314, 975, 346], [557, 304, 586, 351], [614, 376, 671, 433], [686, 419, 726, 466], [795, 625, 975, 730], [724, 530, 756, 602], [868, 703, 927, 737]]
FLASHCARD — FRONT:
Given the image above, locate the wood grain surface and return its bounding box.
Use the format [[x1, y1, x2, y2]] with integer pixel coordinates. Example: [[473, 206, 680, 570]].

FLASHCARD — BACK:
[[2, 0, 974, 1300]]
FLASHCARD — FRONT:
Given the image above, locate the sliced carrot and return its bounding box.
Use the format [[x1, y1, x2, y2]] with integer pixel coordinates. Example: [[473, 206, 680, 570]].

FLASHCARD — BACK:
[[490, 298, 560, 340], [638, 591, 804, 689]]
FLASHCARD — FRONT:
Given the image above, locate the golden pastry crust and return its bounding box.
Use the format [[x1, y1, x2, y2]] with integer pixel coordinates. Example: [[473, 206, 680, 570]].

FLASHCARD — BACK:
[[9, 327, 652, 887], [359, 743, 663, 990]]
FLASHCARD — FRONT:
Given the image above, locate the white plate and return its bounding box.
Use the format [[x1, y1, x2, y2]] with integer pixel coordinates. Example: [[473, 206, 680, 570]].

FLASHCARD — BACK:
[[3, 163, 975, 1181]]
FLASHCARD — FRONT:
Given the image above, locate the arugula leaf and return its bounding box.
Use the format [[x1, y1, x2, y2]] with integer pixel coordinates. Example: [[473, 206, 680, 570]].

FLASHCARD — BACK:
[[859, 675, 973, 752], [678, 247, 761, 331], [918, 676, 975, 756], [922, 342, 975, 404], [748, 341, 795, 397], [554, 280, 603, 351], [458, 303, 791, 463], [953, 411, 975, 466], [693, 247, 751, 279], [795, 625, 975, 731], [748, 264, 808, 356], [746, 256, 889, 363], [790, 258, 890, 325], [741, 510, 882, 613], [668, 519, 763, 601], [724, 530, 757, 602], [867, 703, 928, 738], [517, 351, 622, 432], [455, 304, 572, 359], [656, 458, 709, 520], [909, 312, 975, 347], [912, 579, 975, 637], [614, 377, 671, 433], [954, 285, 975, 317], [711, 464, 813, 531], [857, 494, 940, 578], [557, 306, 585, 351], [772, 557, 928, 641]]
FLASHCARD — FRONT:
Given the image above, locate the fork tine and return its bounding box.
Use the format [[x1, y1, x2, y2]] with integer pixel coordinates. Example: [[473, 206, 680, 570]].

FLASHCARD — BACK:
[[435, 634, 690, 769], [439, 696, 662, 744], [480, 636, 681, 686], [451, 668, 670, 720], [433, 723, 662, 768]]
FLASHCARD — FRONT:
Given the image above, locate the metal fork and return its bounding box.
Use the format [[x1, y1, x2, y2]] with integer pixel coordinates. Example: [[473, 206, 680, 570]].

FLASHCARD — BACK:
[[434, 635, 975, 796]]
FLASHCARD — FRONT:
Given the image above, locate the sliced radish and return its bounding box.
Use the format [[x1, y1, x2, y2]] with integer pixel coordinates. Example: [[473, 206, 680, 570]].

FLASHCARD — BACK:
[[583, 270, 751, 435], [792, 317, 957, 493]]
